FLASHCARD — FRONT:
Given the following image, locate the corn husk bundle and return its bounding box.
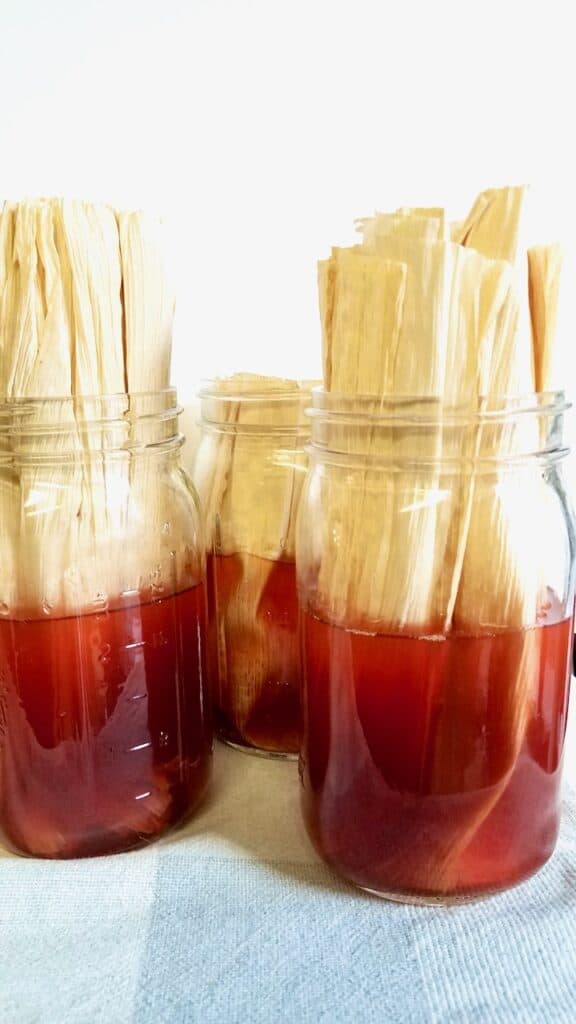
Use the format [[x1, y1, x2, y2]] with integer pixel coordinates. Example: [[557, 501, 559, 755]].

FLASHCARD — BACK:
[[315, 185, 566, 889], [0, 197, 176, 618], [194, 374, 311, 746]]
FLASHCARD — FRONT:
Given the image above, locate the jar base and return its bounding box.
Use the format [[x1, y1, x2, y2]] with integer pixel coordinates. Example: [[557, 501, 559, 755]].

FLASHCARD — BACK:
[[356, 885, 492, 907], [353, 854, 553, 905], [219, 737, 298, 762], [1, 758, 212, 860]]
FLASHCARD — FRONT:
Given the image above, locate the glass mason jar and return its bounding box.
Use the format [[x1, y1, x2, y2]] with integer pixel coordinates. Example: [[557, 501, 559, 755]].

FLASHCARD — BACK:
[[194, 377, 312, 758], [0, 390, 212, 859], [297, 390, 575, 903]]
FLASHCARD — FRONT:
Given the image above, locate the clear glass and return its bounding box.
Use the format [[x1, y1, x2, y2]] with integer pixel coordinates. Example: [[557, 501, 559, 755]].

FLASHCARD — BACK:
[[297, 390, 575, 903], [0, 390, 212, 859], [195, 379, 312, 758]]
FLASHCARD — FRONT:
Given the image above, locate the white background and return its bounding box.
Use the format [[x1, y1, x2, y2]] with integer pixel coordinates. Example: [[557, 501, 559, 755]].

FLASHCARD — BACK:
[[1, 0, 575, 774], [1, 0, 576, 401]]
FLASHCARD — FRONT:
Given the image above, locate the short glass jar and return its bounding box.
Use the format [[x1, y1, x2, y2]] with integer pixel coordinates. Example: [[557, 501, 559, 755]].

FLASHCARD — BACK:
[[0, 390, 211, 859], [195, 377, 312, 758], [297, 390, 575, 903]]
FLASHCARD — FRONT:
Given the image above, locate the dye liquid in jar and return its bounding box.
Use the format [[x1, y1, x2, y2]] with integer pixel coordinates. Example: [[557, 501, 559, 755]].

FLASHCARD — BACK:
[[0, 585, 211, 858], [300, 607, 573, 902], [208, 552, 300, 756]]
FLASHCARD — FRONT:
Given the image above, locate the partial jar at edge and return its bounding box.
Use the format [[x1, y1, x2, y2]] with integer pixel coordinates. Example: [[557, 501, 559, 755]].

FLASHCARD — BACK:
[[0, 390, 212, 859], [296, 390, 575, 903], [195, 377, 313, 758]]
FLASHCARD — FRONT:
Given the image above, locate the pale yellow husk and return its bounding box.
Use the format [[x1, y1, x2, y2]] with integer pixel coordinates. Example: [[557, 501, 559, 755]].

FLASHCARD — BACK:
[[0, 197, 177, 620], [528, 243, 563, 392], [315, 209, 523, 631]]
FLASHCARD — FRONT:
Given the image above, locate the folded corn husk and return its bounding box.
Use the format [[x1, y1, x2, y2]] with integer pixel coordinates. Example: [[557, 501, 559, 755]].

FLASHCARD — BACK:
[[316, 203, 530, 631], [194, 373, 310, 742], [318, 189, 548, 630], [195, 374, 310, 558], [528, 243, 564, 392], [316, 249, 407, 625], [0, 197, 176, 618], [453, 186, 540, 630], [315, 185, 563, 890]]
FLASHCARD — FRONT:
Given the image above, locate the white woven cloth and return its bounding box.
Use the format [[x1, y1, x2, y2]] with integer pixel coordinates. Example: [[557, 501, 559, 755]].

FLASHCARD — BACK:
[[1, 710, 575, 1024]]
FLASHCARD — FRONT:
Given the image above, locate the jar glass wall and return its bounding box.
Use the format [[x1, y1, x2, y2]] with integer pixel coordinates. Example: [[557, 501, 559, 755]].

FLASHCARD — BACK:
[[195, 377, 312, 758], [297, 390, 575, 903], [0, 390, 211, 858]]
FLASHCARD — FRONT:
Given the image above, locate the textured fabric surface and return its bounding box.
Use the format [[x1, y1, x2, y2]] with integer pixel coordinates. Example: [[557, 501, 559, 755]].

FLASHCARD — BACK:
[[1, 717, 575, 1024]]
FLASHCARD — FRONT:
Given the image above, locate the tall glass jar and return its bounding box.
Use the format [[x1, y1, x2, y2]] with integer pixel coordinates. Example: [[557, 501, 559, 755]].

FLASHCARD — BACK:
[[297, 390, 575, 903], [0, 390, 211, 859], [194, 377, 312, 758]]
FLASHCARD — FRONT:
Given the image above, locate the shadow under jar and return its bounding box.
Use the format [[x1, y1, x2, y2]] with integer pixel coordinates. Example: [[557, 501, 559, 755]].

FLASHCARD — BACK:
[[195, 378, 312, 758], [0, 390, 212, 859], [297, 390, 575, 903]]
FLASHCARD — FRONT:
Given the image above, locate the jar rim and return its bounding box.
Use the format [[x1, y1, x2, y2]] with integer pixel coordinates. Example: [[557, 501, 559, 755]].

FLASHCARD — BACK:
[[306, 388, 570, 466], [198, 376, 319, 435], [305, 443, 571, 472], [0, 386, 178, 412], [0, 388, 184, 462], [307, 387, 570, 425], [198, 376, 320, 403]]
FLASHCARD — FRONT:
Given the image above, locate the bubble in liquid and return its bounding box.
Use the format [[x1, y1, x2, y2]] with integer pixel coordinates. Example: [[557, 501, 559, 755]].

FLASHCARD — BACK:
[[152, 631, 168, 649], [99, 643, 112, 665], [41, 599, 53, 616], [0, 601, 9, 616], [150, 565, 165, 597], [92, 592, 109, 613]]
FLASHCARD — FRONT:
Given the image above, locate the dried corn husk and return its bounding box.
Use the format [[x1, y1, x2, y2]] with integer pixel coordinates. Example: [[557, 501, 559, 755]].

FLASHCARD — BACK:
[[317, 214, 517, 631], [118, 211, 173, 393], [454, 186, 540, 630], [321, 247, 406, 395], [456, 185, 526, 262], [0, 197, 176, 620], [197, 373, 309, 557], [344, 221, 453, 629], [357, 207, 447, 245], [316, 248, 406, 625], [528, 243, 563, 392]]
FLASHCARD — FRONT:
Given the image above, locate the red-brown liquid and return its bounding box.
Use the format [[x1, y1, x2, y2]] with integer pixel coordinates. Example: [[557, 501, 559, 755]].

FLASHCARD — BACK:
[[0, 585, 211, 859], [301, 611, 573, 899], [207, 553, 300, 754]]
